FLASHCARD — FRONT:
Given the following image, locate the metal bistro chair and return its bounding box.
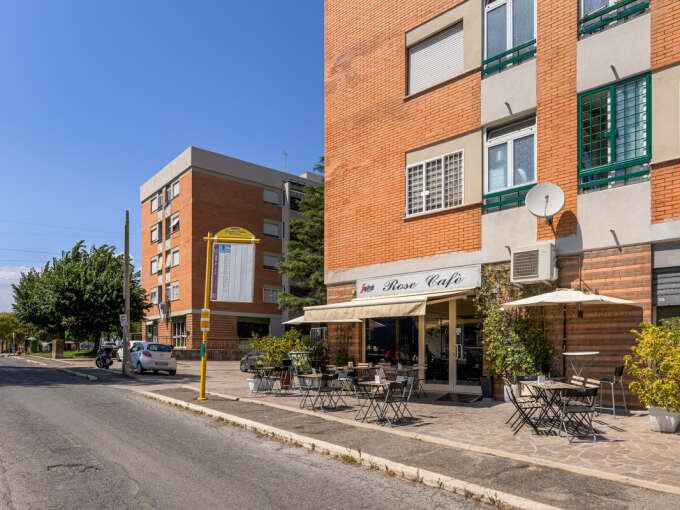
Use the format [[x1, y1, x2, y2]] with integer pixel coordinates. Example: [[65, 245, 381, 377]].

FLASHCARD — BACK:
[[560, 387, 599, 443], [378, 380, 407, 426], [598, 365, 627, 417], [507, 385, 542, 435], [506, 375, 539, 427], [352, 378, 381, 422]]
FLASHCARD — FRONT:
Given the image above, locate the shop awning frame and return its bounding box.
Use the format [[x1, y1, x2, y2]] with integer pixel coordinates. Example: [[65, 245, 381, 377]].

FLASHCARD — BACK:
[[303, 287, 476, 322], [282, 316, 362, 325]]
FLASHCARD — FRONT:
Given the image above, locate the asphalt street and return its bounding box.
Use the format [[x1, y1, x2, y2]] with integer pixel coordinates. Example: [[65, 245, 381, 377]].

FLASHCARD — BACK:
[[0, 357, 480, 510]]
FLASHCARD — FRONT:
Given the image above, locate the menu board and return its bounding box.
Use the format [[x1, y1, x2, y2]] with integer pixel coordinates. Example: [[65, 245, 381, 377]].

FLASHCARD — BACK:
[[210, 242, 255, 302]]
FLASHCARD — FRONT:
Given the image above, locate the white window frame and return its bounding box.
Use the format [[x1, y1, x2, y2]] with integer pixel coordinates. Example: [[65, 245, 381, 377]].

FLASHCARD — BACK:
[[172, 282, 179, 301], [263, 220, 281, 238], [483, 119, 537, 195], [171, 180, 180, 198], [170, 212, 179, 234], [263, 286, 282, 304], [171, 248, 179, 267], [263, 189, 280, 205], [150, 225, 159, 243], [165, 250, 172, 269], [579, 0, 621, 18], [150, 256, 159, 275], [149, 287, 158, 305], [405, 150, 465, 217], [151, 195, 159, 212], [484, 0, 536, 60], [263, 253, 282, 270]]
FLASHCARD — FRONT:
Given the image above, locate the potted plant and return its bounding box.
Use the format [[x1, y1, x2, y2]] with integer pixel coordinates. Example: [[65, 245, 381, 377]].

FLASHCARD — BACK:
[[625, 322, 680, 433]]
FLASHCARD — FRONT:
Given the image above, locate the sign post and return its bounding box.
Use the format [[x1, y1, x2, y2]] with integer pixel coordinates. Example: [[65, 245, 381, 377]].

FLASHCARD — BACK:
[[198, 227, 260, 401]]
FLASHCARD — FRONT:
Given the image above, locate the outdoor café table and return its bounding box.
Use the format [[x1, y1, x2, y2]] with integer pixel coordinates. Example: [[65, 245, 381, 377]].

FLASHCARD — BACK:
[[521, 380, 583, 433], [297, 374, 322, 409], [562, 351, 600, 380], [355, 381, 390, 423]]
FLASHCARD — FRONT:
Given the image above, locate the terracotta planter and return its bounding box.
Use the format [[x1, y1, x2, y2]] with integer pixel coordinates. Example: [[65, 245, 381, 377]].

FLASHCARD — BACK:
[[648, 406, 680, 433]]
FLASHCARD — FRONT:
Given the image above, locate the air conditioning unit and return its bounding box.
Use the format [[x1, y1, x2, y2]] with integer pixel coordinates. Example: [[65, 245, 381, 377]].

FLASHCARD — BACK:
[[510, 243, 558, 284]]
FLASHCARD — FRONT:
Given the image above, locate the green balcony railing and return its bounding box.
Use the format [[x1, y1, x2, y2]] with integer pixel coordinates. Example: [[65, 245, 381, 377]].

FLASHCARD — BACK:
[[578, 168, 649, 190], [482, 183, 535, 212], [482, 39, 536, 76], [578, 0, 650, 36]]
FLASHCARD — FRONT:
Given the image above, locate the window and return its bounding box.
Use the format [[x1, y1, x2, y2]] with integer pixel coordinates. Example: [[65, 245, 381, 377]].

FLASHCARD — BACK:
[[263, 286, 282, 304], [171, 248, 179, 267], [578, 74, 650, 189], [150, 256, 160, 275], [149, 287, 158, 305], [151, 195, 159, 212], [263, 253, 282, 270], [408, 22, 464, 95], [172, 180, 179, 198], [145, 321, 158, 343], [406, 151, 464, 216], [165, 250, 172, 269], [263, 189, 280, 205], [289, 189, 304, 211], [170, 213, 179, 234], [171, 317, 186, 348], [150, 225, 159, 243], [263, 220, 281, 238], [579, 0, 649, 36], [237, 317, 270, 339], [483, 0, 535, 74], [484, 118, 536, 194], [166, 281, 179, 301]]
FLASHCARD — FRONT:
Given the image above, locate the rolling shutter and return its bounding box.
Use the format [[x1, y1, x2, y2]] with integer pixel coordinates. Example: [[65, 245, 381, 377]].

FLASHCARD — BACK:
[[408, 23, 464, 94], [653, 267, 680, 307]]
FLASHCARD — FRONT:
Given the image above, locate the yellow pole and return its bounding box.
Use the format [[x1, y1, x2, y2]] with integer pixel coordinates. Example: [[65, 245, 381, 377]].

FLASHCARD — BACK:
[[198, 232, 213, 400]]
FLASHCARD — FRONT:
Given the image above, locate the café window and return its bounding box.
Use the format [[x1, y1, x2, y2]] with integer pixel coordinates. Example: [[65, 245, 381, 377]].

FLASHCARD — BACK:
[[365, 317, 419, 365], [237, 317, 270, 339], [406, 150, 463, 216], [484, 117, 536, 194]]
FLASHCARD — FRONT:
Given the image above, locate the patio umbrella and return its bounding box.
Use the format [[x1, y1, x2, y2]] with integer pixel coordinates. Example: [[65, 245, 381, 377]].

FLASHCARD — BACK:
[[282, 315, 361, 325], [502, 289, 638, 374]]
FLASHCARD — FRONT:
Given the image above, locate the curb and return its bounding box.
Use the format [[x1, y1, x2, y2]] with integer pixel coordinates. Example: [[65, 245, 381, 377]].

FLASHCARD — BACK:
[[55, 368, 97, 381], [180, 385, 680, 498], [22, 357, 48, 367], [136, 388, 560, 510]]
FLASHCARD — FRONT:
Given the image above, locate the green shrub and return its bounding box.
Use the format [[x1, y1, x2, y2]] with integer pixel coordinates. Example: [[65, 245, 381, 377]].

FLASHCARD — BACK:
[[625, 323, 680, 412]]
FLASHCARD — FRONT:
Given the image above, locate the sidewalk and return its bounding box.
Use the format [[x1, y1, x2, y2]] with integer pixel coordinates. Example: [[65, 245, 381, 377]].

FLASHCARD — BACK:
[[145, 386, 680, 510]]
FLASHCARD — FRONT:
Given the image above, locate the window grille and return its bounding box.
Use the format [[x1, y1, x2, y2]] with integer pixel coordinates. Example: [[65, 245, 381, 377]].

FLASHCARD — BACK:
[[406, 151, 463, 217]]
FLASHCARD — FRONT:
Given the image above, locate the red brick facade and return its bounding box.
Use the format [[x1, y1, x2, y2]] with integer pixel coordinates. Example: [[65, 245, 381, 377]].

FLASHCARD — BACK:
[[651, 160, 680, 224]]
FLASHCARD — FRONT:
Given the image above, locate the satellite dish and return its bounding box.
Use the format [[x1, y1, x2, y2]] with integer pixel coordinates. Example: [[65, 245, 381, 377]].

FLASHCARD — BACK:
[[525, 183, 565, 225]]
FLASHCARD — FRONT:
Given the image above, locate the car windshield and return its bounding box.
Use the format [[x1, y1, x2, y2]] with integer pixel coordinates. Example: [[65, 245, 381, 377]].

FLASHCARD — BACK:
[[147, 344, 172, 352]]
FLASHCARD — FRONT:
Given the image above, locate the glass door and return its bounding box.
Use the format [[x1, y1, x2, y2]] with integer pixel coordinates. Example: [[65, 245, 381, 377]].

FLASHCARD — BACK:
[[453, 298, 482, 394], [424, 301, 450, 388]]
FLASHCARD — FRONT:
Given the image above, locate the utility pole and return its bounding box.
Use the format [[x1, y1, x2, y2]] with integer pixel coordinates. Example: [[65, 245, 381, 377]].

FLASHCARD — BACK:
[[122, 210, 132, 376]]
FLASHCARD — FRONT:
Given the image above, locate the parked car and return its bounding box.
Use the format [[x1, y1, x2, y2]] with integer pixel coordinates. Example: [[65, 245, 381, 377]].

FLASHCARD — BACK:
[[240, 350, 263, 372], [130, 342, 176, 375], [115, 341, 142, 361]]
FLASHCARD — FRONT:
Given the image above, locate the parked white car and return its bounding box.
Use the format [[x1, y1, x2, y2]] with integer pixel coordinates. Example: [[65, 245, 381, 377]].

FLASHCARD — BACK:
[[130, 342, 176, 375], [116, 341, 144, 361]]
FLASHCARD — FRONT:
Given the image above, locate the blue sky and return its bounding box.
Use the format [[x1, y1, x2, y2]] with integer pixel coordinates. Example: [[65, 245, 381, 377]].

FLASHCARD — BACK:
[[0, 0, 324, 311]]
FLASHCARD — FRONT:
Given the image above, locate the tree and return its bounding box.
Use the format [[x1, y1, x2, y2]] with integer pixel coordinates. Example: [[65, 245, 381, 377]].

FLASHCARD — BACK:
[[12, 241, 150, 350], [277, 158, 325, 313]]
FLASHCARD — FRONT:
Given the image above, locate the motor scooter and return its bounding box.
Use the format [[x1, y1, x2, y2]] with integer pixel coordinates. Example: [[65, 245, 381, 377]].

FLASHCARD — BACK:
[[95, 345, 113, 369]]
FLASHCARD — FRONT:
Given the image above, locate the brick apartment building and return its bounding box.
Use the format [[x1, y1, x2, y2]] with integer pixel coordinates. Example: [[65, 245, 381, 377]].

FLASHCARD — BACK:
[[139, 146, 322, 358], [309, 0, 680, 401]]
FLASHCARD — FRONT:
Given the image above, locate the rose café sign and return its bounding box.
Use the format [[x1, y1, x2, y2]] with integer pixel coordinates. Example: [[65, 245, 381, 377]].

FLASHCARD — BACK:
[[356, 265, 481, 297]]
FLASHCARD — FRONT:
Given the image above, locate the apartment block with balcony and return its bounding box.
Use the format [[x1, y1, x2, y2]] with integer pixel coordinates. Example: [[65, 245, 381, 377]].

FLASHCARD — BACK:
[[317, 0, 680, 401], [140, 146, 322, 358]]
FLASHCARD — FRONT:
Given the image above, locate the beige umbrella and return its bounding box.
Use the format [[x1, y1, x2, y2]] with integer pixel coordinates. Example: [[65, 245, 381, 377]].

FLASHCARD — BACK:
[[502, 288, 638, 374], [282, 315, 361, 325]]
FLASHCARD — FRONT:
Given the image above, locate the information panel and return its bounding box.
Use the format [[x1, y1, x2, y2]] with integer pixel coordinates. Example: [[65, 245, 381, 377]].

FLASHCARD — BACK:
[[210, 242, 255, 302]]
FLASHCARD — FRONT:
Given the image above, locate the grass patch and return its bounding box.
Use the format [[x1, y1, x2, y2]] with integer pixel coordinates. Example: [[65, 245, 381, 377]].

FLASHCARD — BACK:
[[339, 454, 358, 464], [32, 349, 95, 359]]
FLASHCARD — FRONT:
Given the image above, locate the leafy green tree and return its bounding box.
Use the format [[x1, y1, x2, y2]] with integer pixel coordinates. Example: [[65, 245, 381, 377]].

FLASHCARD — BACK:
[[12, 241, 150, 350], [277, 160, 325, 313]]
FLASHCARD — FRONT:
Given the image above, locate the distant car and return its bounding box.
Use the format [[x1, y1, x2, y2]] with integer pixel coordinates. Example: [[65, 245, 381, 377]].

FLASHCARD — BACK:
[[115, 341, 143, 361], [240, 350, 263, 372], [130, 342, 176, 375]]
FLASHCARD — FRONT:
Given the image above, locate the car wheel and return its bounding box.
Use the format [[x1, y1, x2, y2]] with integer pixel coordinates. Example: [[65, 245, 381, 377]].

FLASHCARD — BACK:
[[168, 370, 176, 376], [136, 362, 144, 375]]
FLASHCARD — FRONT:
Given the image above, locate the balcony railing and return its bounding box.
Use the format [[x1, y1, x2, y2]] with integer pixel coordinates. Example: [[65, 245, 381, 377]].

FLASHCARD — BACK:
[[578, 0, 650, 36], [482, 183, 535, 213], [482, 39, 536, 76]]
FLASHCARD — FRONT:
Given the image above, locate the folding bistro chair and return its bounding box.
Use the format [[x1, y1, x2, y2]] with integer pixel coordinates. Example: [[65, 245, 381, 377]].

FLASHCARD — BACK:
[[560, 387, 599, 442], [313, 374, 340, 412], [298, 375, 319, 409], [377, 380, 407, 425], [353, 378, 381, 422], [598, 365, 627, 417], [507, 385, 542, 435], [409, 365, 426, 398], [505, 375, 539, 425]]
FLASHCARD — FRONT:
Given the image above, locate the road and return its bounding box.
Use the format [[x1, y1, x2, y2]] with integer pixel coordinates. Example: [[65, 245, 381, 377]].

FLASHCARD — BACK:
[[0, 357, 479, 510]]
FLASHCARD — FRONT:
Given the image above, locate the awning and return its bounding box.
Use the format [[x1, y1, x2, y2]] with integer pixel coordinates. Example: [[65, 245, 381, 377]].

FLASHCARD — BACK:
[[303, 288, 476, 322], [282, 315, 362, 325]]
